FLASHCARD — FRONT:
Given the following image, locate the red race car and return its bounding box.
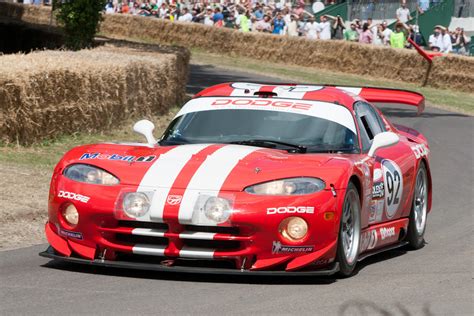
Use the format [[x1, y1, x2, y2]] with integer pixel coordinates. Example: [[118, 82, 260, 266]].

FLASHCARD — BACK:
[[40, 83, 432, 277]]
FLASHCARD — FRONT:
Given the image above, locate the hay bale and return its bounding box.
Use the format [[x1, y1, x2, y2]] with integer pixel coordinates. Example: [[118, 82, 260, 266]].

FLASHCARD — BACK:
[[0, 44, 189, 145]]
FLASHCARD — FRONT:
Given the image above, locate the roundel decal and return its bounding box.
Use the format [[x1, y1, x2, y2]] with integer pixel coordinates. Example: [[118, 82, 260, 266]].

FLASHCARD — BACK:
[[382, 159, 403, 219]]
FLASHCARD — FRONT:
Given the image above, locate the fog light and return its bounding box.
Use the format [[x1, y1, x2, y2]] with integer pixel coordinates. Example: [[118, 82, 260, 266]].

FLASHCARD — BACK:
[[204, 196, 231, 223], [123, 192, 150, 218], [63, 204, 79, 226], [279, 217, 308, 241]]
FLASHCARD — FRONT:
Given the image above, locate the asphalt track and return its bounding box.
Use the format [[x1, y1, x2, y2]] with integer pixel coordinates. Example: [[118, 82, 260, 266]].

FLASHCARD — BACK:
[[1, 64, 473, 315]]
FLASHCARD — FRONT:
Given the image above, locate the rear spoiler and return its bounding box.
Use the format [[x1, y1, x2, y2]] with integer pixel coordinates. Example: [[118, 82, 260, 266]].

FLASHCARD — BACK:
[[335, 86, 425, 115]]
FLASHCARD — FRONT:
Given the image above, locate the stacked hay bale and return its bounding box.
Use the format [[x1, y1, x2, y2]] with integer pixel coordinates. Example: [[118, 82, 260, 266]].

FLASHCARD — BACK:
[[0, 44, 189, 145]]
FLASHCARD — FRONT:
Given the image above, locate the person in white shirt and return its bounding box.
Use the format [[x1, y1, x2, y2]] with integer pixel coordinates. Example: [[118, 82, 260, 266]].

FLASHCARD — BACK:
[[305, 16, 319, 40], [287, 14, 299, 37], [317, 15, 332, 40], [178, 8, 193, 22], [396, 1, 411, 23], [367, 18, 378, 44], [440, 27, 452, 53], [381, 21, 392, 45], [428, 26, 443, 51]]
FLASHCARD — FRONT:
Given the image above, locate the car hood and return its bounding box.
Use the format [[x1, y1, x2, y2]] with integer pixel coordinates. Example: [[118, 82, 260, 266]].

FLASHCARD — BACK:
[[59, 143, 355, 190]]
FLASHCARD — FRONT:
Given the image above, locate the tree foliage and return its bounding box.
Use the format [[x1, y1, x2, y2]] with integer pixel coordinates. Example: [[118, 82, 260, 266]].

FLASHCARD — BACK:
[[54, 0, 106, 50]]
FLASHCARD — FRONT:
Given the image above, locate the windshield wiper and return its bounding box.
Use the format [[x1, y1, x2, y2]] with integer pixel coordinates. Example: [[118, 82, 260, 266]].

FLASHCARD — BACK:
[[229, 139, 307, 153]]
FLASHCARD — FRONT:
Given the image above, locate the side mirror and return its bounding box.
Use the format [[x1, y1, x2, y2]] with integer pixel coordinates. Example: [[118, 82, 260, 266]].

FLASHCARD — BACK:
[[133, 120, 156, 146], [368, 132, 399, 158]]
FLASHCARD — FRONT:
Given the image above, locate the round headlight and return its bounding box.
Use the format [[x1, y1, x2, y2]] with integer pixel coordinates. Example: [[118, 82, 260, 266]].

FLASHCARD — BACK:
[[123, 192, 150, 218], [204, 197, 231, 223], [62, 204, 79, 226], [280, 217, 308, 241]]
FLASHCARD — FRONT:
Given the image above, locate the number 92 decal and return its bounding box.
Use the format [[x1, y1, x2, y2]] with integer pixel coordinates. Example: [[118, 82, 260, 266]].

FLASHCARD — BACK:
[[382, 159, 403, 219]]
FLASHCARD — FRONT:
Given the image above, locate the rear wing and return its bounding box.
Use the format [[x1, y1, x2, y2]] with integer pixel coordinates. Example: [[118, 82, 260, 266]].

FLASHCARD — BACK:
[[334, 86, 425, 115]]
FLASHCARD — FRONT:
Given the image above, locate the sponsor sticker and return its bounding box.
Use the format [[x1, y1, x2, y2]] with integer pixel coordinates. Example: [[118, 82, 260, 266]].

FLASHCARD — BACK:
[[166, 195, 182, 205], [58, 190, 90, 203], [272, 241, 314, 254], [380, 227, 396, 240], [360, 229, 378, 252], [372, 181, 384, 199], [266, 206, 314, 215], [79, 153, 156, 163], [59, 228, 83, 240], [410, 144, 429, 159]]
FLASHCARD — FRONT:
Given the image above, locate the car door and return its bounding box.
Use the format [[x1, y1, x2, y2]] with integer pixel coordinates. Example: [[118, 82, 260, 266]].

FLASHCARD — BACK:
[[354, 101, 416, 225]]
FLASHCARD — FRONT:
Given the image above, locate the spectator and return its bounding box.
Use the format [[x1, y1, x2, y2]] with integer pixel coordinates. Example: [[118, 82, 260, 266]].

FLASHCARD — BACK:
[[213, 8, 225, 27], [359, 22, 373, 44], [255, 15, 272, 33], [332, 15, 345, 40], [305, 16, 319, 40], [344, 22, 359, 42], [178, 8, 193, 23], [390, 22, 408, 49], [287, 14, 299, 37], [367, 18, 378, 43], [374, 24, 384, 45], [428, 26, 443, 51], [408, 25, 423, 47], [440, 26, 453, 53], [236, 10, 252, 33], [381, 21, 392, 45], [318, 15, 332, 41], [453, 28, 470, 55], [272, 13, 286, 35], [396, 1, 411, 23]]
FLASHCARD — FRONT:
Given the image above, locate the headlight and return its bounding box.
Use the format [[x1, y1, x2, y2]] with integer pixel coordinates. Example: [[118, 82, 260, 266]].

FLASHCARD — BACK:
[[279, 217, 308, 241], [204, 197, 231, 223], [245, 177, 325, 195], [122, 192, 150, 218], [62, 204, 79, 226], [64, 164, 119, 185]]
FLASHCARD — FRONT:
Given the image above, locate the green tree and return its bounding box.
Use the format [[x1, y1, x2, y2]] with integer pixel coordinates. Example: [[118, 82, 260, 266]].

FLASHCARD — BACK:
[[54, 0, 106, 50]]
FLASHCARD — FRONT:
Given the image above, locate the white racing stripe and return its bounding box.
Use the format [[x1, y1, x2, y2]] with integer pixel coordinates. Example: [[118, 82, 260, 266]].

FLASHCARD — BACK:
[[179, 231, 216, 240], [179, 247, 215, 259], [178, 145, 259, 224], [132, 228, 166, 237], [137, 144, 210, 222], [132, 244, 166, 256]]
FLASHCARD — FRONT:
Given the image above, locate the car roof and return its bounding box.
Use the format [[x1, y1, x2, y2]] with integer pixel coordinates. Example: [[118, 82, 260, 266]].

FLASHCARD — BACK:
[[194, 82, 362, 112]]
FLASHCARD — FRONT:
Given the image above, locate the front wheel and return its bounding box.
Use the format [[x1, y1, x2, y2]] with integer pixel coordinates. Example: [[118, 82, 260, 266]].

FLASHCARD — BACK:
[[407, 162, 428, 249], [336, 182, 361, 277]]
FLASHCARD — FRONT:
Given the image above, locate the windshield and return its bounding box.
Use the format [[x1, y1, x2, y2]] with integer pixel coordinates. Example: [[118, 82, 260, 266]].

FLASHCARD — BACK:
[[160, 98, 359, 153]]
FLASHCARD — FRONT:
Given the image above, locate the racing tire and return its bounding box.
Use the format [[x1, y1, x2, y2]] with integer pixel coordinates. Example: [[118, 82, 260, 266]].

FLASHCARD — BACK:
[[336, 182, 361, 277], [407, 162, 428, 249]]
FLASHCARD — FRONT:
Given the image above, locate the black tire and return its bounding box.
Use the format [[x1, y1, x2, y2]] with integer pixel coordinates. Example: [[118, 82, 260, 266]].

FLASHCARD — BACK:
[[407, 162, 428, 249], [336, 182, 361, 277]]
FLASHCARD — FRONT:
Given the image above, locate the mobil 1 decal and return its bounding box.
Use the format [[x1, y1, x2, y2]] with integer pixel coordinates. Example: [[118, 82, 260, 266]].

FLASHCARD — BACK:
[[382, 159, 403, 219]]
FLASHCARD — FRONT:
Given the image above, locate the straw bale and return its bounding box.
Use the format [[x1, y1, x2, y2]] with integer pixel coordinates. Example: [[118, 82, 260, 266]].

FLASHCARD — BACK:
[[0, 44, 189, 144]]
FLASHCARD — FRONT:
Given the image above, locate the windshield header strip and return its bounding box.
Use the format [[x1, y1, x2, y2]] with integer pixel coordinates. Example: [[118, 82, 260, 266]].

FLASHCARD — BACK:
[[176, 97, 357, 133]]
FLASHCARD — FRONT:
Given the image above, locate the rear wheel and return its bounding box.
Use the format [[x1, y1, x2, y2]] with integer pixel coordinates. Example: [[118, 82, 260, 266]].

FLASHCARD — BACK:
[[336, 182, 361, 277], [407, 162, 428, 249]]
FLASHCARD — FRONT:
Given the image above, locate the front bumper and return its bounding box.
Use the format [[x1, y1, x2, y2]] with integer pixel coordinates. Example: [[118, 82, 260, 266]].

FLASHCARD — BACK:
[[39, 246, 340, 276]]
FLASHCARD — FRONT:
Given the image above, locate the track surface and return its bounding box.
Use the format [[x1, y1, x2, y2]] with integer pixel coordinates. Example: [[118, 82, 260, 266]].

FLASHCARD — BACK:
[[1, 64, 473, 315]]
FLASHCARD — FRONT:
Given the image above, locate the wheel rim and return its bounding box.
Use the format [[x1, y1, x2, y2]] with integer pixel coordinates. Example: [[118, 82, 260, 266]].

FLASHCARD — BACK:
[[414, 167, 428, 235], [341, 190, 360, 265]]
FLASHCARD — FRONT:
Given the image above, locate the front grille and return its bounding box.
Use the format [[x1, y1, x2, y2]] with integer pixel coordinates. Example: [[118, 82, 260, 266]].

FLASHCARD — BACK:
[[118, 220, 168, 230], [184, 225, 240, 235], [116, 234, 168, 246], [182, 239, 241, 250]]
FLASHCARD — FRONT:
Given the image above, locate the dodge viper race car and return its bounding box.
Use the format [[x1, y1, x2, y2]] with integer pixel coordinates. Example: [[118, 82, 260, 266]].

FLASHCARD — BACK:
[[40, 82, 432, 277]]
